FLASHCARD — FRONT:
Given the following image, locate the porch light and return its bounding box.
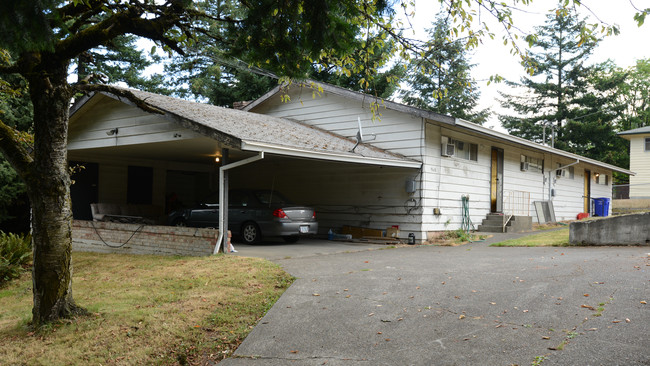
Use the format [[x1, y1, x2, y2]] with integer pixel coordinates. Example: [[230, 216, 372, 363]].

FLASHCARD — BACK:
[[215, 156, 220, 163]]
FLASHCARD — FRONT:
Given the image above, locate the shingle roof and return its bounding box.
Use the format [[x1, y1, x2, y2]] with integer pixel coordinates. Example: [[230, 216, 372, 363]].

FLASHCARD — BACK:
[[72, 87, 421, 168], [618, 125, 650, 136]]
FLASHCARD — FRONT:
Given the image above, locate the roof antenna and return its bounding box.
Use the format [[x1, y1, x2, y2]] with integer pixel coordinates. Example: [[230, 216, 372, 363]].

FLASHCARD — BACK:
[[351, 116, 376, 152]]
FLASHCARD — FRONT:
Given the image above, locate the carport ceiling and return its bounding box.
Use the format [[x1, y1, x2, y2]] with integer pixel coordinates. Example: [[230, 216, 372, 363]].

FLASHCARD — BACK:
[[67, 136, 254, 164]]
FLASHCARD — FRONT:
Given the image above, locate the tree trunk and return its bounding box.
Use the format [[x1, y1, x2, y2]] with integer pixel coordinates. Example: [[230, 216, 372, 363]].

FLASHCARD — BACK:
[[27, 61, 86, 326]]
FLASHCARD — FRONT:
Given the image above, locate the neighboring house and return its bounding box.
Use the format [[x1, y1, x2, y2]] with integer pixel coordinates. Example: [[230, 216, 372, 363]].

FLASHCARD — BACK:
[[67, 82, 631, 243], [618, 126, 650, 198]]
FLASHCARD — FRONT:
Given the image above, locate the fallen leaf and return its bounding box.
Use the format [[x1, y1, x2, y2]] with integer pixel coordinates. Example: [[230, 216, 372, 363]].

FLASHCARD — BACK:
[[583, 294, 590, 297], [586, 328, 597, 331], [581, 305, 595, 310], [626, 318, 631, 323], [368, 313, 374, 316], [490, 302, 496, 305], [542, 336, 550, 340], [290, 350, 299, 354], [377, 331, 382, 334], [612, 320, 621, 323], [312, 293, 320, 296], [459, 314, 466, 320], [385, 338, 391, 342], [641, 301, 647, 304]]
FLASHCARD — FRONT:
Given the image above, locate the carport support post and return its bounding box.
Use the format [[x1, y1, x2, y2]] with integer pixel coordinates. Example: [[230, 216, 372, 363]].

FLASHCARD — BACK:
[[213, 152, 265, 254], [221, 148, 229, 253]]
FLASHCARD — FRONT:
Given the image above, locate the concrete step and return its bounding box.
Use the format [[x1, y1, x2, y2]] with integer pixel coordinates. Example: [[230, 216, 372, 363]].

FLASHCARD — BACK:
[[478, 215, 532, 233], [477, 224, 505, 233]]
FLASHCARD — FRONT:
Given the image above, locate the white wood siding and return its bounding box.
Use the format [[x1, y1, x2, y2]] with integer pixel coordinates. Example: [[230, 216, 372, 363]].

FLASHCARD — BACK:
[[68, 95, 200, 150], [629, 134, 650, 198], [421, 122, 614, 229], [421, 123, 491, 232], [249, 89, 425, 160]]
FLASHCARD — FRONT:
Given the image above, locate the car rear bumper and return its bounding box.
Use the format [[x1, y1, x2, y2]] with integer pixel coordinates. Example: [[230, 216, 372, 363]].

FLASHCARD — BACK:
[[262, 221, 319, 237]]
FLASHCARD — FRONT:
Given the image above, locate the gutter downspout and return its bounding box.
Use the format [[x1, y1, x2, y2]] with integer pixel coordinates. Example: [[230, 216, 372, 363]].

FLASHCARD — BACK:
[[549, 159, 580, 201], [213, 152, 265, 254]]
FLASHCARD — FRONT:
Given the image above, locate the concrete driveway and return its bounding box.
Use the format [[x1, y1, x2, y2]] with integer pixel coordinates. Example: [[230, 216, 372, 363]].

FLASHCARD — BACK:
[[230, 238, 392, 261], [223, 237, 650, 365]]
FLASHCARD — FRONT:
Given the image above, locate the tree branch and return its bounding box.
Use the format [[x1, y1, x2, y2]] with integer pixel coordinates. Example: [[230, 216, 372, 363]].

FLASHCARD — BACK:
[[74, 84, 165, 115], [55, 2, 204, 63], [0, 120, 33, 181]]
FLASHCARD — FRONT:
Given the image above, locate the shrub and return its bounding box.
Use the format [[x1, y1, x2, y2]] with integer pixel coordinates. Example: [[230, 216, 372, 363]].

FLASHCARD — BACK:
[[0, 231, 32, 285]]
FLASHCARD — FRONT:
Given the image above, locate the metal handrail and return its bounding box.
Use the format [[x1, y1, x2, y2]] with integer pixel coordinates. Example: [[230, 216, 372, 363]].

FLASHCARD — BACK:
[[503, 190, 530, 216]]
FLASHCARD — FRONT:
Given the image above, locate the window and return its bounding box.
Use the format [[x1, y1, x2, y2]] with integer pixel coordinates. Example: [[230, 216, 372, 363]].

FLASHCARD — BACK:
[[521, 155, 543, 173], [596, 174, 609, 185], [645, 137, 650, 151], [441, 136, 478, 161], [555, 163, 575, 179], [127, 166, 153, 204]]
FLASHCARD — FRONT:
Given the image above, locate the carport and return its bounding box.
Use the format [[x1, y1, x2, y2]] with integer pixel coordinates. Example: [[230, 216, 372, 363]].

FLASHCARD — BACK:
[[68, 88, 421, 252]]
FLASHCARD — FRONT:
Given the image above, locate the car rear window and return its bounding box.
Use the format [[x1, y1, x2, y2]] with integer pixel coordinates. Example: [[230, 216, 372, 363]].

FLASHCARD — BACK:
[[255, 191, 291, 206]]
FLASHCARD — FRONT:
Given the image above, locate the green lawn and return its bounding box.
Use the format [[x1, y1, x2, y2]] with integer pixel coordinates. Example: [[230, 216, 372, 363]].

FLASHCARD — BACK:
[[490, 227, 571, 247], [0, 252, 293, 365]]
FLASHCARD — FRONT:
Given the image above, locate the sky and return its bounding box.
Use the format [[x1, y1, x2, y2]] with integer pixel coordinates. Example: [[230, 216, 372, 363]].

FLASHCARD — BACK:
[[400, 0, 650, 131]]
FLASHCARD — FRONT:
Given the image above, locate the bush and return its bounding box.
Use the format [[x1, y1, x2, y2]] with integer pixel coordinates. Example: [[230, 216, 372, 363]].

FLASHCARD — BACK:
[[0, 231, 32, 285]]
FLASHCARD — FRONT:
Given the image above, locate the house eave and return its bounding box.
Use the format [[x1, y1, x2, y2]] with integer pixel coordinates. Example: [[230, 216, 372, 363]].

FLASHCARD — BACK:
[[452, 119, 634, 176], [241, 140, 422, 169]]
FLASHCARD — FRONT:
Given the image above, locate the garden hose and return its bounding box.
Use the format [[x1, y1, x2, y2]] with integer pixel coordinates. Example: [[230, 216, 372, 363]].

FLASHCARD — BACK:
[[461, 195, 474, 234]]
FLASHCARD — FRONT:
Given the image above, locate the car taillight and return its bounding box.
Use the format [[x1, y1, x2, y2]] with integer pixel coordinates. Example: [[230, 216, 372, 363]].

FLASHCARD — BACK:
[[273, 209, 288, 218], [312, 210, 316, 219]]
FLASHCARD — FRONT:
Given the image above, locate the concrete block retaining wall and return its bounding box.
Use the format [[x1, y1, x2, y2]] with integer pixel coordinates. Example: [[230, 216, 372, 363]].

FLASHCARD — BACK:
[[569, 212, 650, 246], [72, 220, 217, 256]]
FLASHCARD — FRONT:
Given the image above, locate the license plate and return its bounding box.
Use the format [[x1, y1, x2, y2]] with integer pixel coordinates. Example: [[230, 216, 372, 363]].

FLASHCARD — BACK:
[[299, 225, 309, 233]]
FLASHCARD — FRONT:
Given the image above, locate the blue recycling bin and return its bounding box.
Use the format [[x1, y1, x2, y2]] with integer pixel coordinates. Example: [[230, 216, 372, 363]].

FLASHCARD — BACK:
[[593, 198, 610, 217]]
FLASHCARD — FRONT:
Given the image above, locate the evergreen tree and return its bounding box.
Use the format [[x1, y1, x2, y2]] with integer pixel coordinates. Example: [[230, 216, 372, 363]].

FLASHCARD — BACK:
[[499, 8, 599, 146], [561, 61, 628, 168], [401, 15, 489, 124], [617, 58, 650, 131], [75, 35, 169, 95], [164, 2, 400, 105]]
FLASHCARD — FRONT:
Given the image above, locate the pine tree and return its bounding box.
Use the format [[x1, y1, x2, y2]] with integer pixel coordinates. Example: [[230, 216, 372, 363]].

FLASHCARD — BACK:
[[401, 15, 489, 124], [499, 8, 599, 146]]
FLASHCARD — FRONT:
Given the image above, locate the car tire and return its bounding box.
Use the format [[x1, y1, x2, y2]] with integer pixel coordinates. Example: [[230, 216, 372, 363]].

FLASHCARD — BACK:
[[282, 236, 300, 243], [241, 222, 261, 244]]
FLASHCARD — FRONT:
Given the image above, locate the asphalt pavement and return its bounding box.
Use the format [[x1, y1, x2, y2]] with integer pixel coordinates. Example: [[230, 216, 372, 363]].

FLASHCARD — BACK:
[[223, 234, 650, 365]]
